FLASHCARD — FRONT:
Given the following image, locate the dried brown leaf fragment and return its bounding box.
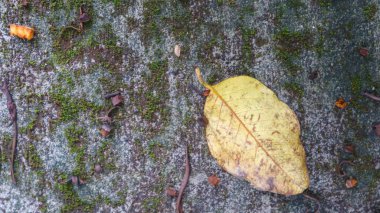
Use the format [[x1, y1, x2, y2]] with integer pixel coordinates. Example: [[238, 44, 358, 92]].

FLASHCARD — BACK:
[[166, 187, 177, 197], [208, 174, 220, 187]]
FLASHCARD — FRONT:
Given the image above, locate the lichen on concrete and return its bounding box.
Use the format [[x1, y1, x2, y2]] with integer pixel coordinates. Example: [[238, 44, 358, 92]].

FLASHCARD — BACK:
[[0, 0, 379, 212]]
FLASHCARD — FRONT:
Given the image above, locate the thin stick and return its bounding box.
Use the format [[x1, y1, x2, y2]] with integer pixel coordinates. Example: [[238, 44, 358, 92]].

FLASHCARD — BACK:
[[336, 160, 354, 176], [176, 146, 190, 213], [63, 25, 82, 33], [363, 92, 380, 101], [104, 91, 121, 99], [303, 193, 320, 213], [79, 6, 84, 31], [1, 80, 18, 184]]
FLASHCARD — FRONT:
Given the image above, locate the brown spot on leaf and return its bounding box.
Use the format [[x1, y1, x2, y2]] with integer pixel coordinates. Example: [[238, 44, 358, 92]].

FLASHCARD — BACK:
[[291, 124, 298, 133], [266, 177, 275, 191], [236, 169, 247, 178], [203, 89, 211, 97], [197, 115, 209, 127]]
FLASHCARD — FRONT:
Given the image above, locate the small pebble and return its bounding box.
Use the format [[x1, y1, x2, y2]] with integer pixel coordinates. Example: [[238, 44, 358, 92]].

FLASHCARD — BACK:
[[94, 164, 102, 174], [174, 44, 181, 57]]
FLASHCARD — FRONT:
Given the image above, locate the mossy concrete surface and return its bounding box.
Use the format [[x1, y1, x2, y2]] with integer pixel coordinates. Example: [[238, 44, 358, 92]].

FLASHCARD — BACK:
[[0, 0, 379, 212]]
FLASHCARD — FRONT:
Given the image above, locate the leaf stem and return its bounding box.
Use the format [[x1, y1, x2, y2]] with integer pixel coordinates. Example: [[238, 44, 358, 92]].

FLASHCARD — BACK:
[[195, 67, 212, 90]]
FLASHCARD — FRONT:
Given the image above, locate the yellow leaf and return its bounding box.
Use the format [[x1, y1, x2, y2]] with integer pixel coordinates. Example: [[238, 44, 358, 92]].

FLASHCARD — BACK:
[[9, 24, 35, 41], [196, 68, 309, 195]]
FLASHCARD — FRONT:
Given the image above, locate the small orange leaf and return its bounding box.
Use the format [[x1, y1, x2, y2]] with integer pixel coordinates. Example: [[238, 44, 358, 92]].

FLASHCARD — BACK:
[[9, 24, 35, 40], [208, 174, 220, 186], [335, 97, 348, 109], [345, 177, 358, 188]]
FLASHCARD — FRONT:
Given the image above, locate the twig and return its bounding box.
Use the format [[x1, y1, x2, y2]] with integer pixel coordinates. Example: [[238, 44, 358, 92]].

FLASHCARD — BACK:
[[176, 146, 190, 213], [303, 192, 320, 213], [62, 25, 82, 33], [363, 92, 380, 101], [104, 91, 121, 99], [1, 80, 18, 184], [79, 6, 84, 31], [336, 160, 354, 176], [98, 107, 119, 123]]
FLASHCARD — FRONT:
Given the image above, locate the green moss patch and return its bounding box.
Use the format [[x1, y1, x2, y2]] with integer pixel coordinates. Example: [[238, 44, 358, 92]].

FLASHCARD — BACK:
[[363, 3, 378, 21], [274, 28, 313, 75]]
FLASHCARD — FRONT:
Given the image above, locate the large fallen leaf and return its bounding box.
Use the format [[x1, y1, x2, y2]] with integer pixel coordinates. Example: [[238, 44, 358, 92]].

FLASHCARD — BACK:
[[196, 68, 309, 195]]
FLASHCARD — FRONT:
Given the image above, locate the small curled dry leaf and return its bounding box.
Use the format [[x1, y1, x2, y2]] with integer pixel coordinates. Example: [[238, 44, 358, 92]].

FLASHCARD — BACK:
[[79, 178, 86, 185], [335, 97, 348, 109], [166, 187, 177, 197], [111, 94, 123, 106], [372, 123, 380, 137], [208, 174, 220, 187], [336, 160, 354, 176], [21, 0, 28, 6], [9, 24, 35, 40], [79, 12, 90, 23], [343, 144, 355, 154], [345, 177, 358, 188], [174, 44, 181, 57], [359, 48, 369, 57], [100, 124, 112, 137]]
